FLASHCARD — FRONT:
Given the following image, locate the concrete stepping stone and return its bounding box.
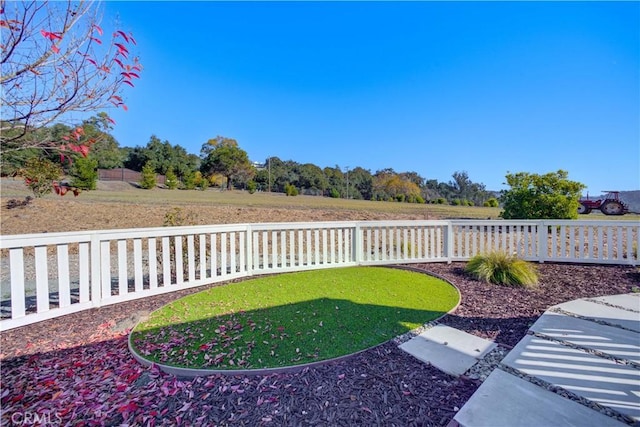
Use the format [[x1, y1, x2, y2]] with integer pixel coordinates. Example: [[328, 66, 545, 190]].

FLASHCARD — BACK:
[[398, 325, 496, 377], [502, 335, 640, 422], [530, 312, 640, 363], [553, 299, 640, 332], [589, 294, 640, 313], [454, 368, 627, 427]]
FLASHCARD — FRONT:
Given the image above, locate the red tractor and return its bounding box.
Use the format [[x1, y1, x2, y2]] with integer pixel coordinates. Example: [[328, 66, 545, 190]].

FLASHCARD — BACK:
[[578, 191, 629, 216]]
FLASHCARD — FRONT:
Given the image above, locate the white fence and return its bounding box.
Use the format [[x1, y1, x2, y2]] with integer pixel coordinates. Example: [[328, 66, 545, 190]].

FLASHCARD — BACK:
[[1, 220, 638, 331]]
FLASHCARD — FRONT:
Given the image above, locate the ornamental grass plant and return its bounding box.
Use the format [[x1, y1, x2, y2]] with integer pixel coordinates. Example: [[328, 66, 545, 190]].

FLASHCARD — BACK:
[[465, 251, 538, 288]]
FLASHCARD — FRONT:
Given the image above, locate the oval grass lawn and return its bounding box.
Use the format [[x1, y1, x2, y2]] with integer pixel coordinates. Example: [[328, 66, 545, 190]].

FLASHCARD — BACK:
[[130, 267, 459, 371]]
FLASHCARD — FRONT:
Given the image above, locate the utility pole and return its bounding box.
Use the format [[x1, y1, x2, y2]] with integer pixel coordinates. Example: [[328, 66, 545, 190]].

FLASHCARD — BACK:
[[345, 165, 349, 199], [268, 157, 271, 192]]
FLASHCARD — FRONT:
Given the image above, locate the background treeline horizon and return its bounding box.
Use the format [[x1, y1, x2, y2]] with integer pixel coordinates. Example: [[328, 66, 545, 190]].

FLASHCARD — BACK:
[[1, 116, 497, 206]]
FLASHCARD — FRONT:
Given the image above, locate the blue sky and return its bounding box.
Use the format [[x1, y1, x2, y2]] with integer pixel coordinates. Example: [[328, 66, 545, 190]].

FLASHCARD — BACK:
[[102, 1, 639, 192]]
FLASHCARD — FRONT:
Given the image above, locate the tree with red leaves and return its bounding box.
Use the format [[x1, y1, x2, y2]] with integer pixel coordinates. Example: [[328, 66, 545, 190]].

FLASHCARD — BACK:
[[1, 0, 140, 185]]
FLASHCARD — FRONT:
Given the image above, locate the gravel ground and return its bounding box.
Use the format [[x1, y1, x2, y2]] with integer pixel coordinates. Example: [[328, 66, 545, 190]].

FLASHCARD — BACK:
[[1, 262, 638, 426]]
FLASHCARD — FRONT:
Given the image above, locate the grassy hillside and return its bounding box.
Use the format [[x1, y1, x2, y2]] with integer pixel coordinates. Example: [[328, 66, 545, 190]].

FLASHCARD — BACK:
[[0, 178, 501, 235], [1, 178, 502, 216], [1, 179, 637, 236]]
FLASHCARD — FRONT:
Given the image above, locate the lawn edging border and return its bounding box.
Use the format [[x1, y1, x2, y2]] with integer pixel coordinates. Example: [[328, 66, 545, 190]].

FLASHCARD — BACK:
[[127, 265, 462, 377]]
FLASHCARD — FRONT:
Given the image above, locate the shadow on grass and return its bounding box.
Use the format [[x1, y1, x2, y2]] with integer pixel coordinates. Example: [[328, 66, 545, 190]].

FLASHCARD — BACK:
[[130, 296, 453, 373]]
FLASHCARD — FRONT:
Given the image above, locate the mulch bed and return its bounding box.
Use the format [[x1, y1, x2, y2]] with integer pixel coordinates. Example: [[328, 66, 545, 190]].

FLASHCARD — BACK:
[[1, 263, 638, 426]]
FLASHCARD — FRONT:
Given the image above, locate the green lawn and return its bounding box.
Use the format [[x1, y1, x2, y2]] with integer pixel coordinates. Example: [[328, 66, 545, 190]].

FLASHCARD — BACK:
[[130, 267, 459, 370]]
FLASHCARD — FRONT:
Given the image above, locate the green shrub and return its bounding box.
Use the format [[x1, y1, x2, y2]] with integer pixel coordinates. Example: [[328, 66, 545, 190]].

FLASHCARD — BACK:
[[140, 163, 157, 189], [395, 194, 405, 203], [500, 170, 584, 219], [465, 251, 538, 288], [435, 197, 447, 205], [181, 170, 196, 190], [195, 171, 209, 190], [484, 197, 499, 207], [247, 180, 257, 194], [284, 183, 298, 196], [165, 168, 178, 189], [451, 199, 462, 206], [69, 157, 98, 190], [329, 188, 340, 198], [21, 158, 63, 197]]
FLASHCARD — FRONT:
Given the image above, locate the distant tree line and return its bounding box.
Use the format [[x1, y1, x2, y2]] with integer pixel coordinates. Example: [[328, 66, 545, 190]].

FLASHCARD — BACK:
[[252, 159, 494, 206], [1, 119, 494, 205]]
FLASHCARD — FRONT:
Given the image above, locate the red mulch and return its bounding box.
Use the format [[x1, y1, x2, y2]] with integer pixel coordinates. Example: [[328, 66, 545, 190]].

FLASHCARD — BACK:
[[1, 263, 638, 426]]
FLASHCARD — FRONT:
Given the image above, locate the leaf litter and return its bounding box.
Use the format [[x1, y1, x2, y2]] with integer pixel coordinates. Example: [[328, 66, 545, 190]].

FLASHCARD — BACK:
[[1, 263, 637, 426]]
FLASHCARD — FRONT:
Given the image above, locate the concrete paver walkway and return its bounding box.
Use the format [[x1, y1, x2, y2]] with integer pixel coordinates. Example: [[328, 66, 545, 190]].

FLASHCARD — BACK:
[[454, 368, 626, 427], [453, 293, 640, 427], [398, 324, 496, 377]]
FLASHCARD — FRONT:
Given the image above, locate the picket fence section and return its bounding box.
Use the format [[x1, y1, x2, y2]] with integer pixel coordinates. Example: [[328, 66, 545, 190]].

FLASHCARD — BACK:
[[1, 220, 638, 331]]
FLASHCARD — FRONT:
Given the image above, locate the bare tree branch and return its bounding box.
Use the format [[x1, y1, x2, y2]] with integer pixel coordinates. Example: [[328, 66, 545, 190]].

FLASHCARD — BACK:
[[1, 0, 140, 153]]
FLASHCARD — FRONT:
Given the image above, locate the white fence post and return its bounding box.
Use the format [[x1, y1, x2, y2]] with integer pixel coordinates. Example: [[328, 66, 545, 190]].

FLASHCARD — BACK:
[[353, 223, 362, 264], [537, 222, 546, 264], [9, 248, 25, 319], [445, 221, 454, 263], [245, 225, 253, 276], [90, 234, 102, 307]]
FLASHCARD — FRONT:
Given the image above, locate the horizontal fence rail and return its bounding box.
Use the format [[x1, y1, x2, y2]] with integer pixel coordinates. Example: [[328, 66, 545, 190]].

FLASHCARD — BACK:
[[1, 220, 638, 331]]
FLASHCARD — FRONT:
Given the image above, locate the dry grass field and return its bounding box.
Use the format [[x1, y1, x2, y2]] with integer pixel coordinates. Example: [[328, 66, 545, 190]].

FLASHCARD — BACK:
[[2, 178, 637, 236], [0, 178, 502, 235]]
